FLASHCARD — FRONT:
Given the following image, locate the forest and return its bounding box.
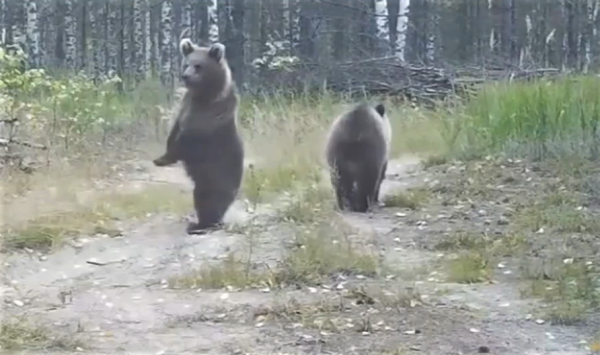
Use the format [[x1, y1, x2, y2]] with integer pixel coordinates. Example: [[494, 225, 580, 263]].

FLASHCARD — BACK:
[[1, 1, 599, 354]]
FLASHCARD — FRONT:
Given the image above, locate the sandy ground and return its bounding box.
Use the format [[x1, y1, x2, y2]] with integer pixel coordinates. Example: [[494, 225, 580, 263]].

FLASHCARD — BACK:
[[1, 155, 596, 355]]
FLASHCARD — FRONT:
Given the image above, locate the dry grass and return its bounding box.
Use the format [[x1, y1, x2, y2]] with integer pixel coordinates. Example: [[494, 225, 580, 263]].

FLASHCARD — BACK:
[[0, 316, 85, 351], [519, 258, 598, 325], [1, 184, 190, 250], [382, 187, 431, 210], [169, 189, 379, 290]]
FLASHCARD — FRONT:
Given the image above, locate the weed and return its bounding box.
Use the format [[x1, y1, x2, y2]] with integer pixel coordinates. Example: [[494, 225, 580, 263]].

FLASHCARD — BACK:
[[0, 316, 85, 351], [445, 252, 492, 284], [520, 259, 599, 325], [258, 296, 346, 332], [434, 231, 527, 257], [168, 252, 265, 289], [516, 204, 600, 234], [274, 219, 379, 285], [457, 76, 600, 161], [1, 184, 189, 250], [276, 184, 333, 224], [241, 160, 323, 207], [382, 187, 430, 210], [422, 154, 448, 169]]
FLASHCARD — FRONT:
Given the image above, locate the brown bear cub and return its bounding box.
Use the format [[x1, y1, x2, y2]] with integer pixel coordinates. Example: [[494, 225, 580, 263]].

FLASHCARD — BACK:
[[324, 103, 392, 213], [153, 38, 244, 235]]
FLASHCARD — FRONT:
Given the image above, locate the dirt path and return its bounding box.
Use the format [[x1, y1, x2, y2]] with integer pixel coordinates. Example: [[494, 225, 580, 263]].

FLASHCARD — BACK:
[[1, 157, 595, 355]]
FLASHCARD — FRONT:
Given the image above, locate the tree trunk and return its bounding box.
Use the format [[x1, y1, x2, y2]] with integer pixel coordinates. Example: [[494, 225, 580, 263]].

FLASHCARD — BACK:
[[160, 0, 173, 89], [208, 0, 219, 43], [64, 0, 76, 69], [25, 0, 40, 68]]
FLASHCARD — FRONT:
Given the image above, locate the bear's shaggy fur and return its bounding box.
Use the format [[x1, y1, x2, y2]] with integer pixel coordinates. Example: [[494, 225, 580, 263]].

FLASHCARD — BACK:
[[153, 39, 244, 234], [324, 103, 392, 212]]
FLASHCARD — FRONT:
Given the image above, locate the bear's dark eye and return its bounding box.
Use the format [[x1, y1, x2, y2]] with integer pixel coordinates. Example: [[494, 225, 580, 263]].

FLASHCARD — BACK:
[[194, 64, 202, 71]]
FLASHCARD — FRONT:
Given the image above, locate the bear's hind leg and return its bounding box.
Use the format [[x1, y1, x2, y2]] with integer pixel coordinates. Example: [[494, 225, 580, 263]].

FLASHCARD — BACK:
[[186, 187, 236, 235]]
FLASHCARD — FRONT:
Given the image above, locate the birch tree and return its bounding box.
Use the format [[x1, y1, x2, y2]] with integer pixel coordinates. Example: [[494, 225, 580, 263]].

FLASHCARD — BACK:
[[395, 0, 410, 61], [12, 0, 26, 51], [25, 0, 40, 68], [144, 1, 151, 77], [64, 0, 76, 69], [133, 0, 146, 81], [583, 0, 598, 72], [160, 0, 173, 88], [208, 0, 219, 43], [106, 0, 118, 77], [374, 0, 390, 55], [1, 0, 5, 44], [90, 0, 102, 80]]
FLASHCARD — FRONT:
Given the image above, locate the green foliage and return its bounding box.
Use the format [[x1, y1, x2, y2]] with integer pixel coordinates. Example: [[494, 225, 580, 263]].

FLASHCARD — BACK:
[[0, 46, 164, 153], [457, 76, 600, 160], [45, 73, 123, 146]]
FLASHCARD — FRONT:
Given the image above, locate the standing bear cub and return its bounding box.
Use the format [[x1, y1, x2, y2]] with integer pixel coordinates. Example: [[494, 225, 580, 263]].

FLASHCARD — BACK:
[[324, 103, 392, 213], [153, 38, 244, 235]]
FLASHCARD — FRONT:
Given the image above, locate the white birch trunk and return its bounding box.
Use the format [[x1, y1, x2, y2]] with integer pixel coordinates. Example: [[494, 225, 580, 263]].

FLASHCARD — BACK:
[[12, 2, 26, 52], [374, 0, 390, 53], [106, 0, 119, 77], [133, 0, 145, 80], [208, 0, 219, 43], [584, 0, 598, 73], [25, 0, 40, 68], [291, 0, 300, 52], [394, 0, 409, 61], [144, 1, 152, 78], [181, 0, 192, 34], [64, 0, 76, 69], [160, 0, 173, 87]]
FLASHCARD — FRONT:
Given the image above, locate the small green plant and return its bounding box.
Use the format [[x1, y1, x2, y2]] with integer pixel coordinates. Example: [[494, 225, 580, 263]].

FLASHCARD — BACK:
[[168, 252, 266, 289], [277, 184, 334, 224], [445, 252, 492, 284], [382, 188, 430, 210], [434, 231, 527, 257], [516, 204, 600, 234], [520, 259, 598, 325], [274, 219, 379, 285], [0, 316, 85, 351]]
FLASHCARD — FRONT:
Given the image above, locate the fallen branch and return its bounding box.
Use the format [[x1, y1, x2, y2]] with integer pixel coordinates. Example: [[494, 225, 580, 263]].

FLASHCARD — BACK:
[[0, 138, 47, 150]]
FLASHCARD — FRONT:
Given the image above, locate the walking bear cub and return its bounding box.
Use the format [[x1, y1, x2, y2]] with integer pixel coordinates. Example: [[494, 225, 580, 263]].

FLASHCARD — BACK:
[[153, 38, 244, 235], [324, 103, 392, 213]]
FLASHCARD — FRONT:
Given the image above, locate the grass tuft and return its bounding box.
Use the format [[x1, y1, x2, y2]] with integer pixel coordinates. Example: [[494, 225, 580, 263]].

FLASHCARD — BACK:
[[445, 252, 492, 284], [382, 187, 431, 210], [168, 252, 262, 289], [274, 220, 379, 285], [520, 259, 598, 325], [1, 184, 190, 250], [0, 316, 85, 351]]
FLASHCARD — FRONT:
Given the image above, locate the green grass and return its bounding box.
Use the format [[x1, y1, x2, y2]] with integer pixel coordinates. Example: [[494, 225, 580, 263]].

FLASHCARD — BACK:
[[520, 260, 599, 325], [0, 316, 85, 351], [382, 187, 431, 210], [1, 185, 190, 250], [445, 252, 492, 284], [456, 76, 600, 161]]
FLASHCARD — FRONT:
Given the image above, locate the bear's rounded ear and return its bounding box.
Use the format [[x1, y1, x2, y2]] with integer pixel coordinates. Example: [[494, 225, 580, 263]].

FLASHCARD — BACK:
[[179, 38, 195, 57], [374, 103, 385, 117], [208, 43, 226, 62]]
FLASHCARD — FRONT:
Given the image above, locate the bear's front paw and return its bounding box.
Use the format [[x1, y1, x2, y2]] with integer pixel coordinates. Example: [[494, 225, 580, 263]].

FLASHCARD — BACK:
[[153, 155, 174, 167]]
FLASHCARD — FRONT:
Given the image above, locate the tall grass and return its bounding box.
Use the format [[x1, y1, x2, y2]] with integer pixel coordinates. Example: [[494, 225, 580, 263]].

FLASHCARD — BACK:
[[457, 76, 600, 161]]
